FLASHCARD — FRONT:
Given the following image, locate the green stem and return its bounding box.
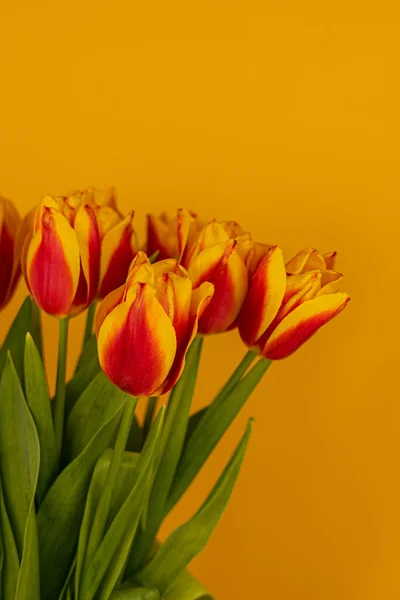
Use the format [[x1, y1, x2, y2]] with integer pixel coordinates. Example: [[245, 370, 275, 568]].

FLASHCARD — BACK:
[[53, 318, 69, 463], [81, 395, 138, 580], [143, 396, 158, 440], [83, 301, 96, 345]]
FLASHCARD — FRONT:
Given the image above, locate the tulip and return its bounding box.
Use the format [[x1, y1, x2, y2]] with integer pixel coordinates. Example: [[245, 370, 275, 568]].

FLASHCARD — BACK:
[[95, 251, 214, 397], [25, 195, 101, 317], [239, 246, 350, 360], [71, 187, 138, 299], [147, 209, 249, 334], [0, 196, 22, 310]]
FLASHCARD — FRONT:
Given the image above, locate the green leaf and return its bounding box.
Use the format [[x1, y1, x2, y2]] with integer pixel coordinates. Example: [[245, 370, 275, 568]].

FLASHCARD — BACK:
[[184, 407, 207, 445], [64, 371, 126, 462], [0, 479, 20, 599], [0, 297, 42, 384], [135, 420, 253, 593], [0, 355, 41, 600], [128, 337, 204, 574], [65, 334, 101, 417], [37, 387, 126, 600], [162, 570, 214, 600], [77, 396, 137, 595], [75, 450, 140, 598], [79, 408, 165, 600], [111, 587, 160, 600], [166, 358, 271, 513], [24, 333, 57, 506], [110, 414, 144, 454]]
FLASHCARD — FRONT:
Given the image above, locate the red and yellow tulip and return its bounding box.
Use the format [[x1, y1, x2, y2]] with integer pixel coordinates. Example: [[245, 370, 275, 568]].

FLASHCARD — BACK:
[[0, 196, 22, 310], [239, 246, 350, 360], [71, 187, 138, 299], [24, 194, 101, 317], [95, 251, 214, 396], [147, 209, 249, 334]]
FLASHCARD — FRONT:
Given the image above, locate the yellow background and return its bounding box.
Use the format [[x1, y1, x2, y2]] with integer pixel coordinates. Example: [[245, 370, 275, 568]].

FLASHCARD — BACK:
[[1, 1, 399, 598]]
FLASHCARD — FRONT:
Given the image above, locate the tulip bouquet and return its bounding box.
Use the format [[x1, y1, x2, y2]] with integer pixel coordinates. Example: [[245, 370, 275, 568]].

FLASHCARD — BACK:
[[0, 190, 350, 600]]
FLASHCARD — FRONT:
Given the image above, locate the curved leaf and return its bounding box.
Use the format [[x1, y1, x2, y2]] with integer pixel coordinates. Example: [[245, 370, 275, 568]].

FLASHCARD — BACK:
[[127, 337, 203, 573], [79, 408, 165, 600], [0, 297, 42, 384], [0, 479, 20, 598], [24, 333, 57, 505], [167, 358, 270, 513], [37, 386, 126, 600], [162, 570, 213, 600], [111, 587, 160, 600], [135, 420, 252, 593], [65, 371, 126, 461], [0, 355, 40, 599]]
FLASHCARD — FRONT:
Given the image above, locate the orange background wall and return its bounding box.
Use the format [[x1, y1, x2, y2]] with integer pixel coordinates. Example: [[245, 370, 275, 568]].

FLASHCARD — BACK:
[[1, 1, 399, 598]]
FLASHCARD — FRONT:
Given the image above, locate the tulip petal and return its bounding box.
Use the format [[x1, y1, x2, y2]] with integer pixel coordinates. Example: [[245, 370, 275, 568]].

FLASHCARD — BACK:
[[26, 207, 80, 317], [274, 271, 322, 323], [318, 270, 343, 295], [125, 251, 154, 290], [324, 251, 337, 270], [98, 213, 137, 298], [183, 220, 229, 268], [285, 247, 326, 274], [245, 241, 274, 278], [157, 281, 214, 395], [0, 197, 21, 309], [147, 213, 179, 261], [70, 205, 101, 314], [239, 246, 286, 346], [189, 240, 248, 334], [261, 292, 350, 360], [97, 283, 177, 397], [95, 284, 126, 335]]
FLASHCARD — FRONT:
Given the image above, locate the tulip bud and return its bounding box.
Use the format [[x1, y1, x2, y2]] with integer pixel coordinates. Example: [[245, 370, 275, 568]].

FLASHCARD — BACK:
[[72, 187, 138, 299], [239, 246, 350, 360], [0, 196, 22, 310], [25, 195, 101, 317], [96, 251, 214, 397], [147, 209, 249, 334]]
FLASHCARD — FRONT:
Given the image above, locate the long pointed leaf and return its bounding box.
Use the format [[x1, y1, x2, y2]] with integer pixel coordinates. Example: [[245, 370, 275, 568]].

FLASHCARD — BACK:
[[111, 588, 160, 599], [162, 570, 213, 600], [80, 408, 165, 600], [135, 420, 252, 593], [75, 450, 140, 596], [166, 358, 271, 513], [0, 480, 20, 598], [37, 383, 126, 600], [65, 335, 100, 416], [128, 338, 203, 573], [0, 356, 40, 599], [65, 371, 126, 462], [0, 297, 41, 384], [24, 333, 57, 505]]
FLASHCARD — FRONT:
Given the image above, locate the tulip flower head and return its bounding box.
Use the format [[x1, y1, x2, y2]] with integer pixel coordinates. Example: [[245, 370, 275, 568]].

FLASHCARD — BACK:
[[96, 251, 214, 397], [25, 194, 101, 317], [147, 209, 250, 334], [239, 246, 350, 360], [71, 187, 138, 299], [0, 196, 22, 310]]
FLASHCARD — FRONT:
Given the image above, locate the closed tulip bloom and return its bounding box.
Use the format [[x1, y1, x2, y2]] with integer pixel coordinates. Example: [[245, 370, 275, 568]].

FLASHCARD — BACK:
[[0, 196, 22, 310], [239, 246, 350, 360], [25, 195, 101, 317], [95, 251, 214, 397], [147, 209, 249, 334], [71, 187, 138, 299]]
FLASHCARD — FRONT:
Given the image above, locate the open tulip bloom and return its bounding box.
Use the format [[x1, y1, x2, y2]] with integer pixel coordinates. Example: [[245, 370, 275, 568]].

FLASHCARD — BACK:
[[0, 192, 350, 600]]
